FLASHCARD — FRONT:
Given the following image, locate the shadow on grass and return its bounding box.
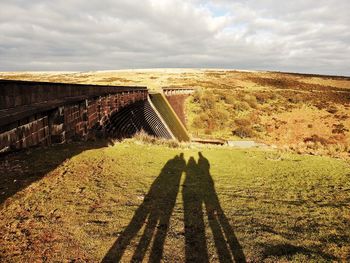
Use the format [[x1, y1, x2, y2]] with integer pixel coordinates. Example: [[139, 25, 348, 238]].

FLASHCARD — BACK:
[[102, 153, 186, 262], [183, 152, 246, 263], [103, 152, 246, 263], [0, 140, 112, 205]]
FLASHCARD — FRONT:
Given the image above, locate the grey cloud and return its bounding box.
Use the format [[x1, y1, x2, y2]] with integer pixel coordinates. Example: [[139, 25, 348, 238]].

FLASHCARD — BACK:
[[0, 0, 349, 75]]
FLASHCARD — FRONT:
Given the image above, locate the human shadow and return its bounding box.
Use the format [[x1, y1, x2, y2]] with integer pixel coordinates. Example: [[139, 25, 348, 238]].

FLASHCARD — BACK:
[[183, 152, 246, 263], [102, 153, 186, 263]]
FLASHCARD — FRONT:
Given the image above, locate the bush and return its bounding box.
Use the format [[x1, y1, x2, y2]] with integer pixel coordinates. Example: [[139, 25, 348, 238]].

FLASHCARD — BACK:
[[192, 90, 202, 103], [204, 128, 212, 135], [255, 92, 278, 104], [223, 95, 236, 105], [216, 91, 227, 101], [232, 126, 255, 138], [233, 101, 250, 111], [192, 90, 217, 110], [255, 93, 268, 104], [327, 106, 338, 114], [192, 113, 209, 129], [303, 135, 329, 146], [252, 124, 264, 133], [234, 118, 251, 127], [243, 94, 258, 108], [200, 91, 217, 110], [209, 108, 230, 128], [287, 94, 303, 104], [332, 123, 349, 134], [232, 117, 255, 138]]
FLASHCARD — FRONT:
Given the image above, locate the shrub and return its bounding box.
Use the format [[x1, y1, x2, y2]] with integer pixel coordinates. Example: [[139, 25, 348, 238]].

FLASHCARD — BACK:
[[287, 94, 303, 104], [303, 135, 329, 146], [232, 126, 255, 138], [332, 123, 349, 134], [255, 93, 269, 104], [192, 104, 230, 132], [204, 128, 212, 135], [200, 91, 217, 110], [192, 113, 209, 129], [243, 94, 258, 108], [255, 92, 278, 104], [223, 94, 236, 105], [315, 101, 328, 110], [327, 105, 338, 114], [252, 124, 264, 133], [216, 91, 226, 101], [234, 118, 251, 127], [233, 101, 250, 111], [232, 117, 255, 138], [209, 108, 230, 128]]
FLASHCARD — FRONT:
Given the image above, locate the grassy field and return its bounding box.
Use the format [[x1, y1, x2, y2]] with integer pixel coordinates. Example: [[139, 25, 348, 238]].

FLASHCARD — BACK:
[[1, 140, 349, 262]]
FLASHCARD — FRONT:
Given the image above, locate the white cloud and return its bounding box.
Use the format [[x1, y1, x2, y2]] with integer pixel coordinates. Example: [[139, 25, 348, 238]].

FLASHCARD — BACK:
[[0, 0, 349, 75]]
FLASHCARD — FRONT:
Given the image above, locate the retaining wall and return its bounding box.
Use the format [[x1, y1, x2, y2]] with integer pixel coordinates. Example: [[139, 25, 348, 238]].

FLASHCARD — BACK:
[[0, 80, 148, 153], [162, 87, 195, 128]]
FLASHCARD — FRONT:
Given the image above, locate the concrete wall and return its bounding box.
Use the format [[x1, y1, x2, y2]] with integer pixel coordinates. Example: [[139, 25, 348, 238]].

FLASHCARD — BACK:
[[0, 80, 148, 153], [165, 95, 188, 127], [149, 93, 190, 142], [162, 87, 195, 128]]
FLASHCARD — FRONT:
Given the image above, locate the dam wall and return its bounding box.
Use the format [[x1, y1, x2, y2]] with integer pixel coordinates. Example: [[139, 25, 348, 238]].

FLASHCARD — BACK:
[[162, 87, 195, 127], [0, 80, 148, 153], [0, 81, 197, 153], [149, 93, 190, 142]]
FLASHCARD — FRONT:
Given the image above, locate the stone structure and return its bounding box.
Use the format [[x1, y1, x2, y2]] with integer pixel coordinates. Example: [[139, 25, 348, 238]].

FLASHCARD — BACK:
[[0, 80, 148, 153], [162, 87, 195, 96], [162, 87, 195, 127]]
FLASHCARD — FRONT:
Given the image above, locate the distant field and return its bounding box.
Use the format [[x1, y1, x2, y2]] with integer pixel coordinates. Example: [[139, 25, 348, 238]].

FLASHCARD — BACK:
[[0, 140, 349, 262], [1, 69, 349, 158]]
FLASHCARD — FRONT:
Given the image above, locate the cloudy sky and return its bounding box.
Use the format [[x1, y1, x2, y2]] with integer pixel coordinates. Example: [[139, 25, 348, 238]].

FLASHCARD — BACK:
[[0, 0, 349, 75]]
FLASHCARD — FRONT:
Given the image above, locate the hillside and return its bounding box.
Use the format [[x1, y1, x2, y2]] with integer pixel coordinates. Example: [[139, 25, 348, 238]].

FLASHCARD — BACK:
[[1, 69, 349, 158], [1, 69, 350, 261]]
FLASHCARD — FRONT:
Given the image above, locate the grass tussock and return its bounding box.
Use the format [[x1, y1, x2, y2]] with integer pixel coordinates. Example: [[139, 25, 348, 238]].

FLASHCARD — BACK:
[[130, 130, 181, 148]]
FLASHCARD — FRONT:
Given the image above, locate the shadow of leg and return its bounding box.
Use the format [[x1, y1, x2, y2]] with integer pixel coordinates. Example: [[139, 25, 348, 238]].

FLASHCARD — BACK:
[[198, 152, 246, 263], [131, 213, 158, 262], [103, 154, 186, 262], [183, 157, 209, 263], [207, 209, 233, 263], [102, 203, 150, 263], [218, 211, 246, 263], [149, 210, 173, 263]]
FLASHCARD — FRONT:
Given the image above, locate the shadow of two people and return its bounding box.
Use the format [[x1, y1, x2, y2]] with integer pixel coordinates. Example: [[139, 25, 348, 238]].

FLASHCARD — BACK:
[[103, 152, 246, 263]]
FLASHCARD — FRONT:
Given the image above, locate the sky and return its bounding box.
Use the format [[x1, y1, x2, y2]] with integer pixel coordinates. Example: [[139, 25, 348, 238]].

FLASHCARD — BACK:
[[0, 0, 349, 75]]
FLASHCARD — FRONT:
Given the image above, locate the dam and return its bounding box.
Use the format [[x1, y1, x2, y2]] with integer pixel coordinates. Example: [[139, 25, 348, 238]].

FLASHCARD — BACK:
[[0, 80, 194, 153]]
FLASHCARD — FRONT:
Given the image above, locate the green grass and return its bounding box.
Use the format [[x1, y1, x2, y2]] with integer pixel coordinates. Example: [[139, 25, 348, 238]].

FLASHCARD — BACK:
[[149, 93, 190, 141], [0, 141, 349, 262]]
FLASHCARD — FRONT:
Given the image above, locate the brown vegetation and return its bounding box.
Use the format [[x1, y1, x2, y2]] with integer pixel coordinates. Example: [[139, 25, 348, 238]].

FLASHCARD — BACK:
[[0, 69, 349, 157]]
